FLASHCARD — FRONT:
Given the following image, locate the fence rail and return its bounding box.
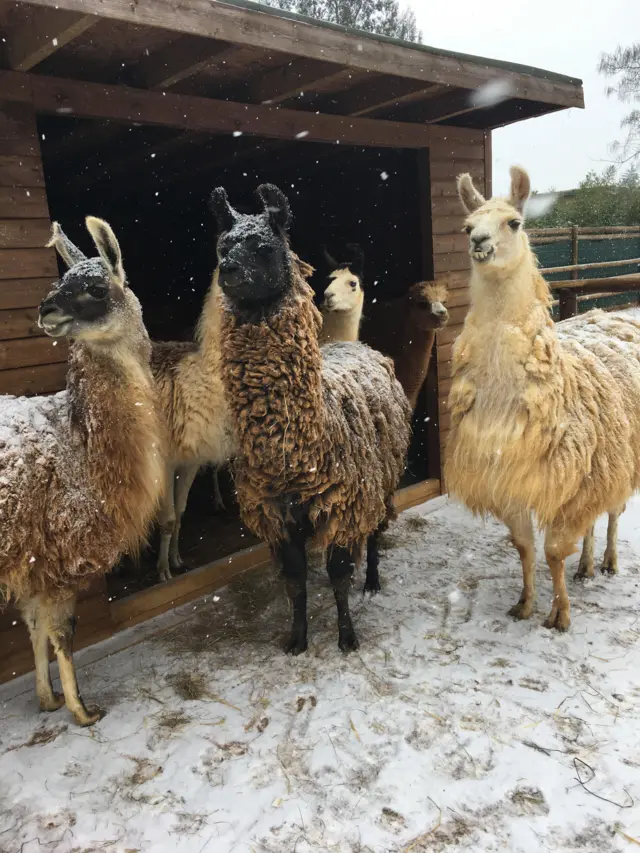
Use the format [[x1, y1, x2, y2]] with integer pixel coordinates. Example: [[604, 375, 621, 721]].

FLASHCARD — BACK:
[[528, 225, 640, 320]]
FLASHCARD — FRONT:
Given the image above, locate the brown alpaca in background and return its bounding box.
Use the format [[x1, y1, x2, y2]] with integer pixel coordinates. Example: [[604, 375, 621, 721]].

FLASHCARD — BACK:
[[0, 219, 164, 725], [211, 183, 411, 655], [362, 281, 449, 409]]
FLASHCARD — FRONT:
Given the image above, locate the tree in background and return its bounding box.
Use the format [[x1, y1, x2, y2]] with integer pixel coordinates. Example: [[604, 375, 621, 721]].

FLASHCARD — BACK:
[[598, 43, 640, 164], [527, 166, 640, 227], [261, 0, 421, 42]]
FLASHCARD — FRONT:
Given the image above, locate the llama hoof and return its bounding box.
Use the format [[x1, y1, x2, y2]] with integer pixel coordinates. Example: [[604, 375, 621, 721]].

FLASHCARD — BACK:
[[169, 559, 191, 575], [338, 629, 359, 654], [39, 692, 65, 712], [157, 566, 173, 583], [508, 601, 533, 621], [284, 635, 308, 656], [363, 580, 381, 595], [74, 703, 104, 727], [601, 562, 618, 576], [543, 610, 570, 632], [574, 565, 594, 582]]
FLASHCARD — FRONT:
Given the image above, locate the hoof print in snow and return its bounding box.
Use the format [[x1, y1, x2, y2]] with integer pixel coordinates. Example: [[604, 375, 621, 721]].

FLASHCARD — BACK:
[[508, 786, 549, 817], [379, 807, 406, 833]]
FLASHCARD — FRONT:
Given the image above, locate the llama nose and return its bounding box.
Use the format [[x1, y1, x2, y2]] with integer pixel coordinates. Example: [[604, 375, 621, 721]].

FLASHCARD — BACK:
[[219, 261, 240, 275], [432, 303, 448, 319], [472, 233, 490, 248], [39, 293, 61, 317]]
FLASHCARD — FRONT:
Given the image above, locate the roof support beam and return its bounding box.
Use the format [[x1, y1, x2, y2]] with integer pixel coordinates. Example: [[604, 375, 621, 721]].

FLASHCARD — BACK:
[[15, 0, 585, 109], [250, 58, 351, 105], [7, 7, 96, 71], [133, 36, 234, 91], [319, 79, 446, 117], [7, 71, 482, 149]]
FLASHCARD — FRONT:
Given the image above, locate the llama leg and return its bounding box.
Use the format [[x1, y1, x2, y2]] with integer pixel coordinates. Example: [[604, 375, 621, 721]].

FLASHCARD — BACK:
[[280, 525, 308, 656], [364, 528, 382, 594], [575, 525, 595, 581], [212, 467, 226, 512], [543, 528, 573, 632], [18, 597, 64, 712], [157, 464, 177, 582], [169, 463, 199, 571], [44, 596, 103, 726], [326, 545, 359, 653], [505, 512, 536, 620], [602, 506, 624, 575]]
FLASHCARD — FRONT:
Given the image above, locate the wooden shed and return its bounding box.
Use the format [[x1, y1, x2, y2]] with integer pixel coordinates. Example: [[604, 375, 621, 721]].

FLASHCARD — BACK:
[[0, 0, 584, 682]]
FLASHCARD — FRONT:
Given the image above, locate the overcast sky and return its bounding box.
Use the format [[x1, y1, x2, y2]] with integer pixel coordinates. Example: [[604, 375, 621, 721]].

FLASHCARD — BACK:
[[408, 0, 639, 194]]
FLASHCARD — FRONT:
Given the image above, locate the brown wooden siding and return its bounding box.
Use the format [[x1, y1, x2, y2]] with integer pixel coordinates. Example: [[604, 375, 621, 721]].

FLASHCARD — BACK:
[[0, 95, 60, 397], [432, 131, 489, 474]]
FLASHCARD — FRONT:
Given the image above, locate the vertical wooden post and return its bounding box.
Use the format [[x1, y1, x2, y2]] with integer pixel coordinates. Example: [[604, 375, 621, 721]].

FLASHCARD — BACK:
[[417, 148, 440, 482], [559, 225, 579, 320]]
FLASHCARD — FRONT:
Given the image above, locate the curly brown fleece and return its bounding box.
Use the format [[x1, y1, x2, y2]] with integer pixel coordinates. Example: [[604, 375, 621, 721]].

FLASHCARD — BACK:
[[220, 264, 412, 563], [0, 297, 164, 603]]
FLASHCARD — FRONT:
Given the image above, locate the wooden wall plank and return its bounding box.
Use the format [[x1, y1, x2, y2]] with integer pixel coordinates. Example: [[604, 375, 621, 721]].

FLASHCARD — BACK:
[[0, 248, 57, 280], [0, 277, 53, 310], [0, 361, 67, 395], [0, 305, 42, 340], [0, 187, 49, 219], [0, 336, 67, 370], [0, 154, 45, 188], [0, 218, 51, 248], [434, 252, 470, 273]]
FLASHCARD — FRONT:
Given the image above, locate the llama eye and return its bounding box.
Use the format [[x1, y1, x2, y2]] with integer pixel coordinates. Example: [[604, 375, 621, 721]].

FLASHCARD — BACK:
[[508, 219, 522, 230], [88, 284, 108, 299], [350, 280, 358, 289], [464, 225, 472, 234]]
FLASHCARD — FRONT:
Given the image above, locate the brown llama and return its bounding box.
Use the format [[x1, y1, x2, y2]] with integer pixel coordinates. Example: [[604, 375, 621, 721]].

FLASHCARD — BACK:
[[210, 183, 412, 655], [362, 281, 449, 409], [0, 219, 165, 725]]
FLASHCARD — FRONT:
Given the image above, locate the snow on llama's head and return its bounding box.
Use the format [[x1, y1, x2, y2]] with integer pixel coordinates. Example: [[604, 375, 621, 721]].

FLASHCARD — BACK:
[[321, 244, 365, 315], [457, 166, 532, 272], [39, 218, 141, 344], [210, 183, 294, 311]]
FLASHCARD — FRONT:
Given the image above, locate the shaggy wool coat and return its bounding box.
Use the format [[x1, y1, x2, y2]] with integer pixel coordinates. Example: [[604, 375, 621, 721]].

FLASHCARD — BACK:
[[220, 263, 412, 562]]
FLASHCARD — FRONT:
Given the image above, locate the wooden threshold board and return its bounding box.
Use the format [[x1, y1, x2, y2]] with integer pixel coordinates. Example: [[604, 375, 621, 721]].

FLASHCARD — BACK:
[[113, 478, 441, 631], [0, 479, 440, 683]]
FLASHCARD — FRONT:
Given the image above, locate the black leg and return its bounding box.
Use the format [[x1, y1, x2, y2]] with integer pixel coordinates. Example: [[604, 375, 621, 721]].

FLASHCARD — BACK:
[[364, 528, 382, 594], [279, 525, 309, 656], [326, 545, 359, 653]]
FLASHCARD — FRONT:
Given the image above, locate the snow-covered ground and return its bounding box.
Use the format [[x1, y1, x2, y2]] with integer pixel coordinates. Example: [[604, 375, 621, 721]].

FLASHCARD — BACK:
[[1, 496, 639, 853]]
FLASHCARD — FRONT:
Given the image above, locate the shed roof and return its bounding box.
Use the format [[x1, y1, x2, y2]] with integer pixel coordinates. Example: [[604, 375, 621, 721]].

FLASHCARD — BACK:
[[0, 0, 584, 175]]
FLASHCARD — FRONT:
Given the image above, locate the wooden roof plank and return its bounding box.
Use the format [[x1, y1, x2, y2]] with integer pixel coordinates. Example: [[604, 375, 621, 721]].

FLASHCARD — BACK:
[[17, 71, 483, 148], [13, 0, 584, 110], [250, 57, 351, 105], [134, 35, 234, 90], [8, 7, 96, 71]]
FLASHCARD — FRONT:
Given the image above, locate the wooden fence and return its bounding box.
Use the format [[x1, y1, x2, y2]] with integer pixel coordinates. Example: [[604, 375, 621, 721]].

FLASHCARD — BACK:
[[529, 226, 640, 320]]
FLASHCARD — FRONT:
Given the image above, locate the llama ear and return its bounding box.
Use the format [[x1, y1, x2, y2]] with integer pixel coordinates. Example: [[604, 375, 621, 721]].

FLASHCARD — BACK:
[[508, 165, 531, 214], [209, 187, 237, 233], [347, 243, 364, 279], [322, 246, 338, 270], [85, 216, 126, 290], [47, 222, 87, 269], [257, 183, 291, 232], [457, 173, 485, 214]]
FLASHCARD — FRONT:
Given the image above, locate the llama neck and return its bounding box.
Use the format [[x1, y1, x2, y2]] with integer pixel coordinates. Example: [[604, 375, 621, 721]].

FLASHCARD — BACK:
[[68, 338, 163, 545], [220, 274, 325, 482], [469, 252, 551, 331], [194, 272, 224, 370], [320, 302, 363, 344], [395, 324, 437, 410]]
